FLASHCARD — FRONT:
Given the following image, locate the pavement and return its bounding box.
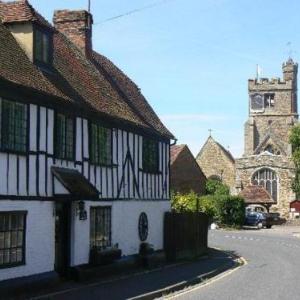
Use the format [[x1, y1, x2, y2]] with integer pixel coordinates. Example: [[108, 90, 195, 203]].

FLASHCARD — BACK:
[[171, 226, 300, 300], [23, 248, 238, 300]]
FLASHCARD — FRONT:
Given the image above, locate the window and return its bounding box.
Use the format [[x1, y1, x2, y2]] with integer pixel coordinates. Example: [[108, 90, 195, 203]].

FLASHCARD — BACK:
[[34, 27, 52, 66], [264, 94, 275, 108], [55, 114, 74, 160], [264, 144, 281, 155], [250, 93, 275, 111], [143, 138, 159, 173], [1, 100, 27, 153], [252, 168, 278, 201], [90, 207, 111, 250], [0, 212, 26, 268], [89, 124, 112, 165]]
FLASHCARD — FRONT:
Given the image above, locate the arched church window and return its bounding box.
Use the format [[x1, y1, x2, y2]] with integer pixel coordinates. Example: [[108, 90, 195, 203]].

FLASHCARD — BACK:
[[252, 168, 278, 202]]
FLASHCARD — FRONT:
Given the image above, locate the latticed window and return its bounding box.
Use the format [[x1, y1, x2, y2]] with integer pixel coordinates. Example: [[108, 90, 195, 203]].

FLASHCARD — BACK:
[[90, 124, 112, 165], [90, 207, 111, 249], [143, 138, 159, 173], [252, 168, 278, 201], [34, 28, 52, 65], [1, 100, 27, 153], [55, 114, 74, 160], [0, 212, 26, 267]]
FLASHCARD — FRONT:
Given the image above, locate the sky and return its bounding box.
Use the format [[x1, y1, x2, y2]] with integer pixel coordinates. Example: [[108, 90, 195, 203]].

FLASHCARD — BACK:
[[26, 0, 300, 157]]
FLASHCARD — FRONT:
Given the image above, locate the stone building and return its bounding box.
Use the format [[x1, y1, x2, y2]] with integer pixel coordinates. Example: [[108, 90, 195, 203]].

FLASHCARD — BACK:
[[236, 59, 298, 217], [196, 136, 236, 190], [171, 145, 206, 195]]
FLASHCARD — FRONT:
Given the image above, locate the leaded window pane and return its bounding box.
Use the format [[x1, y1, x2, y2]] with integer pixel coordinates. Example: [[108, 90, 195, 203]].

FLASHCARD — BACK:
[[90, 207, 111, 250], [252, 168, 278, 202], [90, 124, 112, 165], [34, 28, 52, 65], [42, 33, 50, 64], [55, 114, 74, 160], [143, 138, 159, 173], [35, 29, 43, 62], [0, 212, 26, 267], [1, 100, 27, 153]]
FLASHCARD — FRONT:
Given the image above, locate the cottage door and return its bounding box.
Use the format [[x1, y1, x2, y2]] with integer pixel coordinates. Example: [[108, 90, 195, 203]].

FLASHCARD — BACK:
[[54, 202, 71, 275]]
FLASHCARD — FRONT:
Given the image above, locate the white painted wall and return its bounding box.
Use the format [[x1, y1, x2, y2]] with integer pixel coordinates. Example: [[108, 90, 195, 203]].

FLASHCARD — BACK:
[[0, 201, 55, 282], [71, 200, 170, 266], [0, 199, 170, 281], [0, 98, 170, 201]]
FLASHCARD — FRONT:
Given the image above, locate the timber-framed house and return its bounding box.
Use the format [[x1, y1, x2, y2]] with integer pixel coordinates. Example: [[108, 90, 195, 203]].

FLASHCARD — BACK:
[[0, 0, 174, 282]]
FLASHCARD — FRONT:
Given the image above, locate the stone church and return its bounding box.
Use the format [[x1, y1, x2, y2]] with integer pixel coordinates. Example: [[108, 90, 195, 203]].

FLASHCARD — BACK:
[[197, 59, 298, 218]]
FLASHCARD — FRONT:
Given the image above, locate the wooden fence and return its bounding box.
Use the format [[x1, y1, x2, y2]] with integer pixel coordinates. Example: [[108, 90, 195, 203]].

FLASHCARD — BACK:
[[164, 212, 208, 262]]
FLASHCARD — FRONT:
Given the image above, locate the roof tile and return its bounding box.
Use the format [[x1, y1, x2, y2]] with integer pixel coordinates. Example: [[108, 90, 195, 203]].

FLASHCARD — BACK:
[[0, 1, 173, 139]]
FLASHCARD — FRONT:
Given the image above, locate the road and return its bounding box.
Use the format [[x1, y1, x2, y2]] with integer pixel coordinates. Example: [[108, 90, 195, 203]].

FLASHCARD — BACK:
[[171, 226, 300, 300]]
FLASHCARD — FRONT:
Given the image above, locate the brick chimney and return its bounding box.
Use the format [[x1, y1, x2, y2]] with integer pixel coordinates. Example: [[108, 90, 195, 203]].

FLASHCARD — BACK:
[[53, 10, 93, 56]]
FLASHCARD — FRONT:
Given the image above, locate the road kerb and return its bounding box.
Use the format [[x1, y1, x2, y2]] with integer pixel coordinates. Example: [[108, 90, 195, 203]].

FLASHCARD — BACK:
[[129, 250, 246, 300]]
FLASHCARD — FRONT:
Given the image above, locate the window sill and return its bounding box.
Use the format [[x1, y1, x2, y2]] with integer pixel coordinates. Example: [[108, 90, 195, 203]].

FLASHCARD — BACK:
[[139, 168, 162, 175], [0, 261, 25, 269], [0, 149, 27, 156], [90, 163, 118, 168], [54, 156, 76, 163]]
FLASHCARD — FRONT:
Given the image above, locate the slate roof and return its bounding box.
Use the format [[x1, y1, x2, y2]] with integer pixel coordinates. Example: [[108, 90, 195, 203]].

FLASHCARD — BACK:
[[0, 1, 173, 139], [239, 185, 275, 205]]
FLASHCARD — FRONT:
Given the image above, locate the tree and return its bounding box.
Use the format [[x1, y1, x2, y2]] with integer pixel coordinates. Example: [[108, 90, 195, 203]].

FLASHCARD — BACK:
[[289, 124, 300, 198], [205, 179, 230, 196]]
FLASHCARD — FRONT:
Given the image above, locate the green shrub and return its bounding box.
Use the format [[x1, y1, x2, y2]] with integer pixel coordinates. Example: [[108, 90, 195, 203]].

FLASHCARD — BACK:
[[198, 195, 218, 220], [171, 190, 245, 227], [205, 179, 230, 196], [171, 191, 199, 212], [216, 195, 245, 227]]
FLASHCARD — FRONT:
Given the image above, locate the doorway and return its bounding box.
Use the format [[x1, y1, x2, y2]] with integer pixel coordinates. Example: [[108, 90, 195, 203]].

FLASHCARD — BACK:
[[54, 202, 71, 275]]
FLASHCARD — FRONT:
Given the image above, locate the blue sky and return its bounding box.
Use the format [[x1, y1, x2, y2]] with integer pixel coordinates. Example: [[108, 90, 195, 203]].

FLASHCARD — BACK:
[[28, 0, 300, 157]]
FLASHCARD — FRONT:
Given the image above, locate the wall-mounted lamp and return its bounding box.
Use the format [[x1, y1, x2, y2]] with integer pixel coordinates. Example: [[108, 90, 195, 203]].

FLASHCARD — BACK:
[[76, 200, 87, 221]]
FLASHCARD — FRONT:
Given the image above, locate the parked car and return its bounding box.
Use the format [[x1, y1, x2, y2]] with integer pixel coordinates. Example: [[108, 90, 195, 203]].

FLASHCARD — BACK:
[[245, 212, 267, 229], [268, 212, 286, 225], [245, 212, 283, 229]]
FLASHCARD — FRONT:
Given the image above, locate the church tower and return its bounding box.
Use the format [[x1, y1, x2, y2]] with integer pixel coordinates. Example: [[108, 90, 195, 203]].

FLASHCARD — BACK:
[[244, 59, 298, 156], [236, 59, 298, 217]]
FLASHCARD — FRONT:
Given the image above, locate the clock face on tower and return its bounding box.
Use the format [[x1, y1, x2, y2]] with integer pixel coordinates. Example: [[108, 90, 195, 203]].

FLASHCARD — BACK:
[[250, 94, 264, 111]]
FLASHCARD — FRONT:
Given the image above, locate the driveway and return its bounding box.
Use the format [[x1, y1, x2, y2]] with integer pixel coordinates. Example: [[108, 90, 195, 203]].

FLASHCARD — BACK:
[[171, 226, 300, 300]]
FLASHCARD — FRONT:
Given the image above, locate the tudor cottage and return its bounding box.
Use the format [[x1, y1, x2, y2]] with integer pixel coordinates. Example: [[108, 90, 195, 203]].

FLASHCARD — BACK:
[[0, 0, 174, 282]]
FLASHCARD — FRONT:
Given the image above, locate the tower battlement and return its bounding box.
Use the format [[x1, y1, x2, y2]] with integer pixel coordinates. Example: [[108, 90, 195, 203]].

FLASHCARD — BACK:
[[248, 59, 297, 91], [248, 77, 292, 91]]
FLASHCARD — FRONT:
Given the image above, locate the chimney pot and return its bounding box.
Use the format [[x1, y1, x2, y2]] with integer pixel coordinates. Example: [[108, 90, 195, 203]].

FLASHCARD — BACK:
[[53, 10, 93, 56]]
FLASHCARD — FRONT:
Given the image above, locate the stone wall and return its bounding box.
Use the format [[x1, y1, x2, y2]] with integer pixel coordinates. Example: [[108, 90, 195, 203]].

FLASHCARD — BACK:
[[196, 137, 236, 191], [244, 116, 296, 156], [236, 154, 295, 218]]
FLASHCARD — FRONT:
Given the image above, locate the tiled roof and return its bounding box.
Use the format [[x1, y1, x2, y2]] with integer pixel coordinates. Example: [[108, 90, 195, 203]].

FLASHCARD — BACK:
[[0, 0, 51, 27], [91, 52, 174, 138], [0, 21, 68, 100], [239, 185, 275, 205], [0, 1, 173, 139], [170, 144, 186, 164]]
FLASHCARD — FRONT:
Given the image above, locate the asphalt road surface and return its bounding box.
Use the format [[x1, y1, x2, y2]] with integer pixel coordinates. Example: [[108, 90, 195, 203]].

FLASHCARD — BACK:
[[171, 226, 300, 300]]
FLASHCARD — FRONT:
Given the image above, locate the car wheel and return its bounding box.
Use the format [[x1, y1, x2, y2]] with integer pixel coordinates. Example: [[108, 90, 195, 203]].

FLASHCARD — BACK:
[[266, 225, 272, 229], [257, 222, 263, 229]]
